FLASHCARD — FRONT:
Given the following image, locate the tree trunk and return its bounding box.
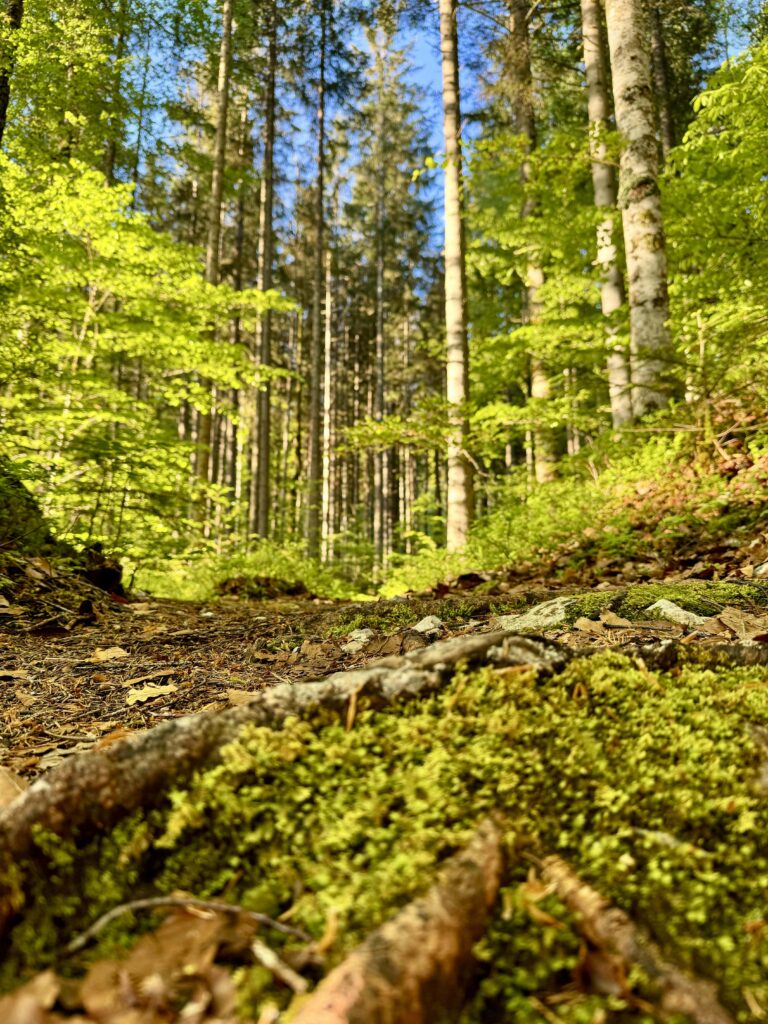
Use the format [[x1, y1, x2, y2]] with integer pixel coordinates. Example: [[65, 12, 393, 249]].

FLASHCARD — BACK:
[[321, 243, 334, 561], [604, 0, 671, 416], [374, 57, 387, 568], [0, 0, 24, 148], [104, 0, 128, 184], [580, 0, 633, 428], [306, 6, 327, 558], [649, 4, 675, 161], [438, 0, 473, 551], [254, 9, 277, 539], [506, 0, 556, 483], [197, 0, 233, 488]]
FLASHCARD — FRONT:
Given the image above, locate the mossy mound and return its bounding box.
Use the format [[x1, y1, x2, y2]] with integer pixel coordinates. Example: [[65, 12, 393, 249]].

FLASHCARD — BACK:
[[4, 650, 768, 1021], [567, 579, 768, 623]]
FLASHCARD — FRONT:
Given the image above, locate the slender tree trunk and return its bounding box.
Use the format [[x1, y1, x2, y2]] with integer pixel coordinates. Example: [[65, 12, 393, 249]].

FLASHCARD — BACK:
[[649, 5, 674, 161], [506, 0, 555, 484], [198, 0, 233, 490], [580, 0, 633, 427], [130, 52, 150, 208], [373, 57, 387, 568], [321, 244, 334, 561], [438, 0, 473, 551], [254, 10, 277, 539], [306, 6, 327, 558], [604, 0, 671, 416], [0, 0, 24, 148], [104, 0, 128, 184]]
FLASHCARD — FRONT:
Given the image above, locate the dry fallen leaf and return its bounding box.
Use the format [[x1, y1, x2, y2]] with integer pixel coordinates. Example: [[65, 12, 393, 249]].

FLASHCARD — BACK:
[[0, 605, 25, 616], [226, 689, 256, 707], [91, 647, 130, 663], [600, 610, 632, 628], [573, 617, 605, 636], [0, 669, 31, 681], [0, 969, 59, 1024], [0, 766, 28, 809], [125, 682, 178, 706], [121, 669, 179, 689]]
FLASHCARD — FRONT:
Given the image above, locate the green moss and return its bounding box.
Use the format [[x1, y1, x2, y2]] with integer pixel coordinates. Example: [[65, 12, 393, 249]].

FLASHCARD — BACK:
[[4, 652, 768, 1020], [616, 580, 768, 618], [560, 580, 768, 624]]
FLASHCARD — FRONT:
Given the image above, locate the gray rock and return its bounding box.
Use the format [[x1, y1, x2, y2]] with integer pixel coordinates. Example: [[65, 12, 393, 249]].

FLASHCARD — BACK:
[[341, 628, 375, 654], [492, 596, 578, 633], [412, 615, 444, 635], [645, 600, 708, 628]]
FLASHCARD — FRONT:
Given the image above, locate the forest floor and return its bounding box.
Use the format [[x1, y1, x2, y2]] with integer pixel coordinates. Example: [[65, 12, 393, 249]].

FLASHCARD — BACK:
[[3, 542, 768, 782], [3, 497, 768, 1021]]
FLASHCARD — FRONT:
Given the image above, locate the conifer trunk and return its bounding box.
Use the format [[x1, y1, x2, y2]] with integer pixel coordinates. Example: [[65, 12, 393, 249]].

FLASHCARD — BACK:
[[581, 0, 633, 427], [104, 0, 128, 184], [506, 0, 555, 484], [306, 6, 327, 558], [438, 0, 473, 551], [604, 0, 671, 416], [321, 243, 334, 561], [198, 0, 233, 489], [649, 4, 675, 161], [254, 10, 277, 538], [0, 0, 24, 148]]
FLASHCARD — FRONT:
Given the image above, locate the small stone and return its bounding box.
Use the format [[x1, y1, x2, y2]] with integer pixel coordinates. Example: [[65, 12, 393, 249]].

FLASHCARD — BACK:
[[341, 628, 375, 654], [492, 596, 577, 633], [412, 616, 444, 635], [645, 600, 708, 628]]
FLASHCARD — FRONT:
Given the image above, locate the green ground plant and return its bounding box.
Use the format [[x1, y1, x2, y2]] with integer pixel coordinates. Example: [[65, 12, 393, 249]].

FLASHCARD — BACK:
[[4, 650, 768, 1021]]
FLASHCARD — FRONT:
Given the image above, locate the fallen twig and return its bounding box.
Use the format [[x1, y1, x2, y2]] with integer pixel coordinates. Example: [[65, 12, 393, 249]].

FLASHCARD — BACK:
[[252, 937, 309, 994], [541, 855, 736, 1024], [65, 896, 311, 955]]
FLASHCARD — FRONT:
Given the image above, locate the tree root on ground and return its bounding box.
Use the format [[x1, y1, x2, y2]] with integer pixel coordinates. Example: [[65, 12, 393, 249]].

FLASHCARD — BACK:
[[0, 632, 568, 937], [540, 855, 736, 1024], [289, 819, 504, 1024]]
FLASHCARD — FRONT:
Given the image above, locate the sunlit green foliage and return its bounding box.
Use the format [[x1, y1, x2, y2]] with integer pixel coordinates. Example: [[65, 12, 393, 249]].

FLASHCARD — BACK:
[[0, 157, 286, 557]]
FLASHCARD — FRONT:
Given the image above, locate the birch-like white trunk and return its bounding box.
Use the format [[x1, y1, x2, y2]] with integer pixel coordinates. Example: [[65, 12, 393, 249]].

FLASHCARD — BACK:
[[439, 0, 473, 551], [580, 0, 633, 427], [605, 0, 671, 416]]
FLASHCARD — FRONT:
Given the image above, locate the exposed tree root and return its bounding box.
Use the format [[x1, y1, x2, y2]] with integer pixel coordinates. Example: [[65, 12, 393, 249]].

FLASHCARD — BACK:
[[289, 819, 504, 1024], [540, 855, 736, 1024], [0, 633, 567, 938]]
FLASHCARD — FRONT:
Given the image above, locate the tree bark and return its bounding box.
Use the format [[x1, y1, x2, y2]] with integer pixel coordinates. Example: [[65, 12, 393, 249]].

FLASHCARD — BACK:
[[373, 38, 387, 569], [0, 0, 24, 148], [649, 4, 675, 161], [604, 0, 671, 416], [254, 8, 277, 539], [506, 0, 556, 483], [290, 820, 504, 1024], [197, 0, 233, 488], [306, 5, 327, 558], [104, 0, 128, 184], [580, 0, 633, 427], [438, 0, 473, 551]]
